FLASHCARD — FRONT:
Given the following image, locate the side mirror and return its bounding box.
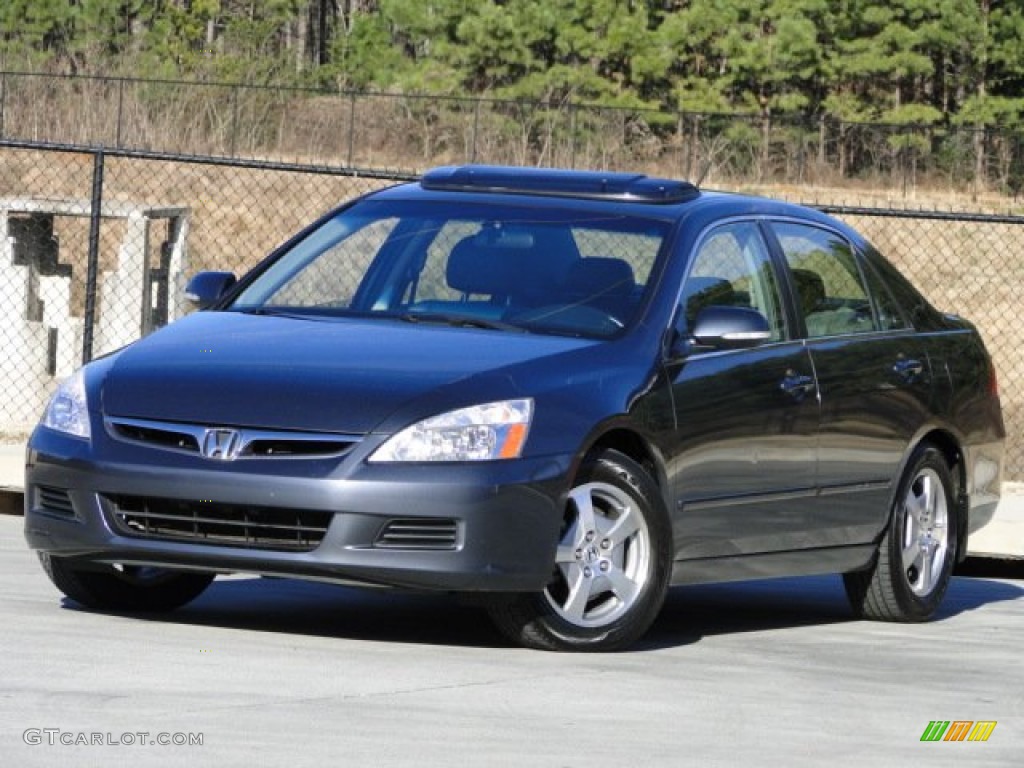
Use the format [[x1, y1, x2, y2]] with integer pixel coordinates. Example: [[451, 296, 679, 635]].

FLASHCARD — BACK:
[[185, 271, 237, 310], [687, 305, 772, 352]]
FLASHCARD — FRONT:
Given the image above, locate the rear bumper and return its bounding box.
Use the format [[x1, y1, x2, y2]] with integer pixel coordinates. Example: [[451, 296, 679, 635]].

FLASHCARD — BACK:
[[968, 482, 1024, 559], [23, 427, 571, 592], [965, 440, 1004, 537]]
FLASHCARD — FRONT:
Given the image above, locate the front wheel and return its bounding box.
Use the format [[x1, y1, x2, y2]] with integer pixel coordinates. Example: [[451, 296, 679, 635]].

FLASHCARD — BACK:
[[843, 444, 957, 621], [39, 553, 215, 612], [487, 449, 671, 651]]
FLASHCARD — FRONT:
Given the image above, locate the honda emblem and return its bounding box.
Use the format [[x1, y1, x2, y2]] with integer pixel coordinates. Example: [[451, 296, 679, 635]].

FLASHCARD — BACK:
[[200, 428, 243, 461]]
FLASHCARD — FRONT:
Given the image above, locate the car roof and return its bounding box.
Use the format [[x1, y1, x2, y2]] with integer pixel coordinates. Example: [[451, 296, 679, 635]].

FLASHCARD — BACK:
[[369, 164, 847, 233]]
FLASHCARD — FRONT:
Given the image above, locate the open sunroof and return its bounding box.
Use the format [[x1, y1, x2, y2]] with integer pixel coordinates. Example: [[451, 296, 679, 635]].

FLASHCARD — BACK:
[[421, 165, 699, 205]]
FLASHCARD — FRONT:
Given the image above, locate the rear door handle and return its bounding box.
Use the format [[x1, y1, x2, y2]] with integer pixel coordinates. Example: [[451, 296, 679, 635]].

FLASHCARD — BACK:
[[780, 371, 816, 401], [893, 357, 924, 383]]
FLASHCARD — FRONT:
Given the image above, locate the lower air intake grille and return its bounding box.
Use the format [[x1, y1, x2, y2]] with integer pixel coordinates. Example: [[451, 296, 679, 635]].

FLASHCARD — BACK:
[[105, 495, 332, 552], [37, 486, 75, 517], [375, 518, 459, 550]]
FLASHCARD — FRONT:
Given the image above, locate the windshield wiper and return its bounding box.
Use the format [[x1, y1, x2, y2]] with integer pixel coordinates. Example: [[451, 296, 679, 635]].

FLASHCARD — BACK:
[[394, 312, 527, 333], [234, 307, 328, 321]]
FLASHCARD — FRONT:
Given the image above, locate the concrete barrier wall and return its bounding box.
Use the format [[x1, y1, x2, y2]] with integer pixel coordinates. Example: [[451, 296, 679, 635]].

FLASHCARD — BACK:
[[0, 200, 188, 434]]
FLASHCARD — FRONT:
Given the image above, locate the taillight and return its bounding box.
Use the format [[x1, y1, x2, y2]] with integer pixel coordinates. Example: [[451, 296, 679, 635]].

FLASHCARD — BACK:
[[989, 360, 999, 397]]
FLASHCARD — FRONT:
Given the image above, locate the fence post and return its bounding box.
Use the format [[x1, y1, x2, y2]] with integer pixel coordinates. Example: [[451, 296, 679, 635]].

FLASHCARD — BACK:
[[676, 112, 686, 177], [690, 114, 702, 182], [470, 97, 481, 163], [346, 91, 356, 168], [794, 117, 805, 184], [1014, 132, 1022, 202], [82, 149, 105, 364], [902, 125, 910, 198], [0, 71, 6, 139], [115, 77, 125, 148], [568, 102, 577, 169], [818, 114, 826, 170], [973, 125, 985, 201], [760, 113, 771, 182], [229, 84, 240, 157]]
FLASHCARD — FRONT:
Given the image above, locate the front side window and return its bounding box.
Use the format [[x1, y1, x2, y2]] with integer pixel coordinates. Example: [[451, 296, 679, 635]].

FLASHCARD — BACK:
[[772, 222, 877, 338], [230, 200, 671, 339], [679, 221, 786, 342]]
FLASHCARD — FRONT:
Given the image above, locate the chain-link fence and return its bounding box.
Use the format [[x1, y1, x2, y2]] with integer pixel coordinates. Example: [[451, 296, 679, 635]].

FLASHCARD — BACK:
[[0, 141, 404, 437], [3, 70, 1024, 196], [1, 139, 1021, 478], [826, 207, 1024, 479]]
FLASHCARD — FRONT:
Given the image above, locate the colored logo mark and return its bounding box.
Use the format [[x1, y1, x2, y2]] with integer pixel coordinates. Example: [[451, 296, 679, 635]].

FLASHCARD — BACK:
[[920, 721, 997, 742]]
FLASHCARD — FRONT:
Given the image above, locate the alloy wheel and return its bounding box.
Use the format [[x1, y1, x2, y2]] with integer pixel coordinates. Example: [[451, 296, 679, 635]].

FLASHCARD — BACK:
[[901, 467, 949, 597], [544, 481, 652, 628]]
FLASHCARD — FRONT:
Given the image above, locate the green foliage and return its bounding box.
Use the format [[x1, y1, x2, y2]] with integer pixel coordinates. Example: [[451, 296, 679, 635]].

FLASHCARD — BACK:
[[956, 95, 1024, 126], [329, 11, 410, 89], [883, 104, 944, 126], [0, 0, 81, 70], [1, 0, 1022, 133]]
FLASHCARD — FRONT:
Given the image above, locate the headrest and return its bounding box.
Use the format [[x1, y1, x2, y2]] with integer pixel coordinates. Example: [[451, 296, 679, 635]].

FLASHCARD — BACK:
[[446, 237, 517, 295], [790, 268, 825, 312]]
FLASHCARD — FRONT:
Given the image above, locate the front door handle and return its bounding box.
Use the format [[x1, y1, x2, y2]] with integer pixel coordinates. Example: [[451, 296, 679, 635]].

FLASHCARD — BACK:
[[780, 370, 816, 401]]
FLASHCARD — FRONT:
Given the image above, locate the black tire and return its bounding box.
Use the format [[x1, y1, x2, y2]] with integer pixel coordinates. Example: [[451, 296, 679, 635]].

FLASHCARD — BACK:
[[486, 449, 671, 651], [39, 552, 214, 612], [843, 444, 957, 621]]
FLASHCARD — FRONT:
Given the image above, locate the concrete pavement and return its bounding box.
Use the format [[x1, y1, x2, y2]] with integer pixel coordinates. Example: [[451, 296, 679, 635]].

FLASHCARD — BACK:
[[1, 515, 1021, 767]]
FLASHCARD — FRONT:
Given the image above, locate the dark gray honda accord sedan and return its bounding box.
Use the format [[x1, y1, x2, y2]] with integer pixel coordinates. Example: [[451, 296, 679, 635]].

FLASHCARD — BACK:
[[24, 165, 1005, 651]]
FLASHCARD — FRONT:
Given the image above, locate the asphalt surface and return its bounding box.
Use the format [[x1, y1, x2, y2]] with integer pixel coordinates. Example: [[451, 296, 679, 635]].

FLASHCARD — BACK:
[[1, 515, 1021, 768]]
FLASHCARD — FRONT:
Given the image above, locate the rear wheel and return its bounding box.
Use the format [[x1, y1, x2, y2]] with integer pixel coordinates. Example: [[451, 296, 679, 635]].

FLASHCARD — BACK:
[[843, 444, 956, 621], [39, 553, 214, 612], [487, 449, 671, 651]]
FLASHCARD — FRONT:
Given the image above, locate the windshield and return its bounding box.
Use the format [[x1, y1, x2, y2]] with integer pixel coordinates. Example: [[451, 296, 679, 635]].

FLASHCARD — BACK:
[[229, 199, 670, 339]]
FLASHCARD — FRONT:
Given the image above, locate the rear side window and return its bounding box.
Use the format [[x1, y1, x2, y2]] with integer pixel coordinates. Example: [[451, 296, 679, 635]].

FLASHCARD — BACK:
[[863, 244, 930, 328], [772, 222, 876, 338], [861, 260, 910, 331]]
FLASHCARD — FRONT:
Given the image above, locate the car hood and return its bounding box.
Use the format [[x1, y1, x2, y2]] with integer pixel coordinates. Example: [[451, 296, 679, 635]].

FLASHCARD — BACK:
[[101, 312, 593, 433]]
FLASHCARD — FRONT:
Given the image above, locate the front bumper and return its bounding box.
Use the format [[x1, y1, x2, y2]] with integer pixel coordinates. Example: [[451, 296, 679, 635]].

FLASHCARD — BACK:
[[24, 426, 571, 593]]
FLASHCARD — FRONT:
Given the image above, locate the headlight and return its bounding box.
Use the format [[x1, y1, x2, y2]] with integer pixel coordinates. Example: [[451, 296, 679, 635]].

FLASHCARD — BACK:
[[41, 368, 91, 439], [369, 399, 533, 462]]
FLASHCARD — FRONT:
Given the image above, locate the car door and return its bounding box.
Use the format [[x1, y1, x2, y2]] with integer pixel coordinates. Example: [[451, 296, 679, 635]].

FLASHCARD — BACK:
[[769, 220, 934, 545], [667, 220, 821, 559]]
